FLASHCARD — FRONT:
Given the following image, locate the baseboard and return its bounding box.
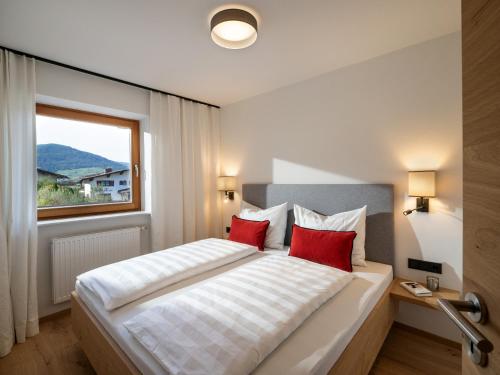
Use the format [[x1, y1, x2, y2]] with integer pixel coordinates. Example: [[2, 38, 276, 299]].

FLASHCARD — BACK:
[[39, 308, 71, 323]]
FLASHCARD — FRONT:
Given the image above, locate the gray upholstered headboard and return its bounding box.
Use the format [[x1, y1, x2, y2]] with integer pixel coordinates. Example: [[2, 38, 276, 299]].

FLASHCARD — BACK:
[[242, 184, 394, 266]]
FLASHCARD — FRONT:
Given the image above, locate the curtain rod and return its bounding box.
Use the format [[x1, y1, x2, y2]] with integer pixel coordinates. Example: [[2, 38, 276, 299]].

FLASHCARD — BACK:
[[0, 45, 221, 109]]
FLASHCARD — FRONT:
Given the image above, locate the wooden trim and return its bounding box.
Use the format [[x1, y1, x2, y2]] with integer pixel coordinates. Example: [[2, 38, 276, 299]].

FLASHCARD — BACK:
[[36, 104, 141, 220], [36, 104, 138, 128], [37, 203, 141, 220], [392, 321, 461, 349], [72, 284, 395, 375], [328, 285, 397, 375], [71, 292, 141, 375], [39, 308, 71, 323]]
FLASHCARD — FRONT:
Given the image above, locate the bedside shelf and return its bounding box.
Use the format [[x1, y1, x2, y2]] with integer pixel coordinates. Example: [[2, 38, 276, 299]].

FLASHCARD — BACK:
[[390, 277, 461, 310]]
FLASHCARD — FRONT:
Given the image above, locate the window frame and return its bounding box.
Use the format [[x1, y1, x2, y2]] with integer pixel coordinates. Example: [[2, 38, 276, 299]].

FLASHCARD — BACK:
[[36, 104, 141, 220]]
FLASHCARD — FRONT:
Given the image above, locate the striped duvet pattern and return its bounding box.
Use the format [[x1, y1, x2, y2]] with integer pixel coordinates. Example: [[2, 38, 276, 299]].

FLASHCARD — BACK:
[[76, 238, 257, 311], [124, 255, 353, 375]]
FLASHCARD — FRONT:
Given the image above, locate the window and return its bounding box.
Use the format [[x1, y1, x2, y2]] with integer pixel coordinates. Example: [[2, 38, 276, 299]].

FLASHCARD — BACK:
[[36, 104, 141, 219], [96, 180, 115, 187]]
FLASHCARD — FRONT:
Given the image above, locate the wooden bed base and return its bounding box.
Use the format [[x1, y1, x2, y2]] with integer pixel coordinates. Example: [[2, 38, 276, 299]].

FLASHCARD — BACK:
[[328, 286, 397, 375], [71, 285, 396, 375], [71, 292, 141, 375]]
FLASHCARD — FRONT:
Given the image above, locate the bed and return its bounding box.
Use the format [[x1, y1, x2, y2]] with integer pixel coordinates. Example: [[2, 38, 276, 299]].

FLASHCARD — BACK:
[[72, 184, 395, 375]]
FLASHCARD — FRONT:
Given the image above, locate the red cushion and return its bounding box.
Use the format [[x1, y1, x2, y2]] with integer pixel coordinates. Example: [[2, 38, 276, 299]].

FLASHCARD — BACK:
[[289, 224, 357, 272], [228, 215, 270, 250]]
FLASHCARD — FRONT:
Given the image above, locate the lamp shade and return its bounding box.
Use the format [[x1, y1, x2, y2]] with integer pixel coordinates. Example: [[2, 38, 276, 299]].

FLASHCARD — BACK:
[[210, 9, 258, 49], [408, 171, 436, 197], [217, 176, 237, 191]]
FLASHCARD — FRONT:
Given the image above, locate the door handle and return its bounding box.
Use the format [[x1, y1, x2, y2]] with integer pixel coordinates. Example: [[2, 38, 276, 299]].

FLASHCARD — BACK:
[[437, 293, 493, 367]]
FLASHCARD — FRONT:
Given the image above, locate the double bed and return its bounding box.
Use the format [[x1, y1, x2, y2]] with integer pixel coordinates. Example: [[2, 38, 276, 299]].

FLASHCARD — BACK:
[[72, 184, 396, 375]]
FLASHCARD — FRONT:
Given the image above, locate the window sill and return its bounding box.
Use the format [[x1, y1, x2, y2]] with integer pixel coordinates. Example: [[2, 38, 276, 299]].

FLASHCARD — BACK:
[[37, 211, 151, 227]]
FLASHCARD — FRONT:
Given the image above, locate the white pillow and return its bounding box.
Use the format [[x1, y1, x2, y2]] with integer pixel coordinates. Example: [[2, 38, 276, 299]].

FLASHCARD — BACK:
[[239, 201, 288, 250], [293, 204, 367, 267]]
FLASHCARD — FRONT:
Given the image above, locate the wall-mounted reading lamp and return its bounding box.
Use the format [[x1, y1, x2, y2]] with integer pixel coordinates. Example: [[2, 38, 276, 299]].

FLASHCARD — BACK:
[[217, 176, 237, 200], [403, 171, 436, 216]]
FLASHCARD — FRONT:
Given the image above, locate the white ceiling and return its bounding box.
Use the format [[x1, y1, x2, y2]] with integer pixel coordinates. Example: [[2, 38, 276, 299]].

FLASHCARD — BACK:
[[0, 0, 460, 106]]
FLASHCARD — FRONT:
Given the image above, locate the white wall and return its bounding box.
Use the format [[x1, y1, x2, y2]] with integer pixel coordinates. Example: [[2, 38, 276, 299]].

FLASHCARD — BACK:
[[36, 61, 149, 116], [35, 61, 152, 317], [220, 33, 462, 341]]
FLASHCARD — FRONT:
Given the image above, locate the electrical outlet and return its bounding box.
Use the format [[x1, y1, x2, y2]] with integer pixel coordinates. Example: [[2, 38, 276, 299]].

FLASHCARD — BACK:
[[408, 258, 442, 274]]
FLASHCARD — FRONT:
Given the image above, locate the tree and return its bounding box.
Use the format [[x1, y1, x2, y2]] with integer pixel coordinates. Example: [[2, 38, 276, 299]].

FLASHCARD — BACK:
[[37, 179, 111, 207]]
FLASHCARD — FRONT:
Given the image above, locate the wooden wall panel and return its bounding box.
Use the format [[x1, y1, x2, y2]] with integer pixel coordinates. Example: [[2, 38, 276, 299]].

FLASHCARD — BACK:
[[462, 0, 500, 373]]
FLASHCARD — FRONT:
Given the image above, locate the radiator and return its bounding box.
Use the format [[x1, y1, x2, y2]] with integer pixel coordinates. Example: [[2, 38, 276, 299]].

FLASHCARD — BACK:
[[51, 227, 142, 304]]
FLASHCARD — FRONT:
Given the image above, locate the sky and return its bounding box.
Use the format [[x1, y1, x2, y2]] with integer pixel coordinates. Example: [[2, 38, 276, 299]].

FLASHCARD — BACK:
[[36, 115, 131, 163]]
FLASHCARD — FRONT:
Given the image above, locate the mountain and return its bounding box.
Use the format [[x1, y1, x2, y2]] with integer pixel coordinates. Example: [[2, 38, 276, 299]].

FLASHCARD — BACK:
[[37, 144, 128, 175]]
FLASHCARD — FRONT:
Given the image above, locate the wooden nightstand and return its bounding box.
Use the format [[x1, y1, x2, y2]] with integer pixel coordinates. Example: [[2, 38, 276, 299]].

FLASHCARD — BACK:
[[390, 277, 461, 310]]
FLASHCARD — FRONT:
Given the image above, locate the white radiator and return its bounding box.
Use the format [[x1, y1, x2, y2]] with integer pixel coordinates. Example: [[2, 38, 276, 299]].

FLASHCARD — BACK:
[[51, 227, 142, 304]]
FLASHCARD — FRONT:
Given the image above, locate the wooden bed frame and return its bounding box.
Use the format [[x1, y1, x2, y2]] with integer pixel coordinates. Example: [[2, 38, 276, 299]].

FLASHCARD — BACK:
[[71, 284, 397, 375]]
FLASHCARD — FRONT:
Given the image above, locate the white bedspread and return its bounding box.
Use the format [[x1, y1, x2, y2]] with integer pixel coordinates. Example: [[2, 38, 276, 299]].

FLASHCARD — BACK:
[[76, 238, 257, 311], [123, 255, 353, 375]]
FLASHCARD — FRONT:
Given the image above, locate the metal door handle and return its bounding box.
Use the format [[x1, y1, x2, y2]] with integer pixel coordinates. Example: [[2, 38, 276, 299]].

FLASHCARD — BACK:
[[437, 292, 493, 366]]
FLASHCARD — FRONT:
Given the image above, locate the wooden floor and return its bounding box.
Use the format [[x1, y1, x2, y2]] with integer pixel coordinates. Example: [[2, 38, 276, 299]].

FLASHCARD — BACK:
[[0, 312, 460, 375], [0, 311, 95, 375], [370, 323, 461, 375]]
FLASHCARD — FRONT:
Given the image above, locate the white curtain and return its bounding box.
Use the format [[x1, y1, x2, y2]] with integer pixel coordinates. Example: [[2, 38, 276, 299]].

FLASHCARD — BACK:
[[0, 50, 39, 357], [150, 92, 221, 250]]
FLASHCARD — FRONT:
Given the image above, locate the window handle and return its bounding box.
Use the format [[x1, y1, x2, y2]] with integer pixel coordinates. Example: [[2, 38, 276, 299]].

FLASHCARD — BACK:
[[134, 164, 139, 177]]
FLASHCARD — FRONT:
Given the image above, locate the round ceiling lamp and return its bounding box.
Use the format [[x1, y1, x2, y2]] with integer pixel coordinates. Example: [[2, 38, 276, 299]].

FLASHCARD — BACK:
[[210, 8, 258, 49]]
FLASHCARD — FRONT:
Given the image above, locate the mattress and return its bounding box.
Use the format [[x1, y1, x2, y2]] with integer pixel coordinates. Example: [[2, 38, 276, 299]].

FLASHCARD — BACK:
[[76, 249, 392, 375]]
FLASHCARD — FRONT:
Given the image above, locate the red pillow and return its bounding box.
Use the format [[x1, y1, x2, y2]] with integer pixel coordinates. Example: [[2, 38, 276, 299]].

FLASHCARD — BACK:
[[289, 224, 357, 272], [228, 215, 270, 251]]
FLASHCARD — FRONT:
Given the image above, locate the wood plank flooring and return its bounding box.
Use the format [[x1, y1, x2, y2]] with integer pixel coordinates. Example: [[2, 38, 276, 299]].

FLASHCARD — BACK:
[[370, 323, 461, 375], [0, 311, 94, 375], [0, 311, 460, 375]]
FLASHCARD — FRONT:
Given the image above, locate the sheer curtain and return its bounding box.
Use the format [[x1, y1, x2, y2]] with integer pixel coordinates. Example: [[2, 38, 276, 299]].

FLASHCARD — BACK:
[[150, 92, 221, 250], [0, 50, 39, 357]]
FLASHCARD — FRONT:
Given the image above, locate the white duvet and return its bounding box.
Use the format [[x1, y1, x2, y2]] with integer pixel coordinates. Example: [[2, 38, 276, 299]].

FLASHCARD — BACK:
[[124, 255, 354, 375], [77, 238, 257, 311]]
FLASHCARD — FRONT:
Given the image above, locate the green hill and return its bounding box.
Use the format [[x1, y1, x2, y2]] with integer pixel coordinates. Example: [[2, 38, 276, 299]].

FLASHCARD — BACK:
[[37, 144, 128, 176]]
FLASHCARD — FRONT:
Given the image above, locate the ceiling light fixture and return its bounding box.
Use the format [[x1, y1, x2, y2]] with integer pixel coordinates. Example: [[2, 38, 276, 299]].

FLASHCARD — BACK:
[[210, 8, 258, 49]]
